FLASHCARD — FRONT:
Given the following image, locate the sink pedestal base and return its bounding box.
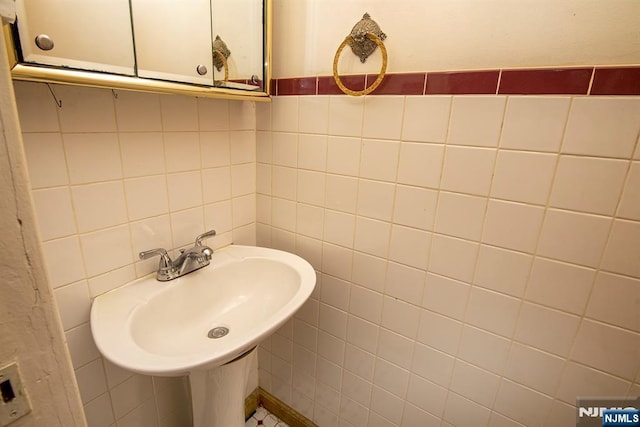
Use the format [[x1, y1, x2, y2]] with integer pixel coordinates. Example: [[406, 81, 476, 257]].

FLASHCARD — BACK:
[[190, 347, 257, 427]]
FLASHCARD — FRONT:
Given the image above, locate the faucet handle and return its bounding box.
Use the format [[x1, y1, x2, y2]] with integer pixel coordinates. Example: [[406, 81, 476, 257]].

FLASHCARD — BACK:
[[195, 229, 217, 246], [139, 248, 172, 268]]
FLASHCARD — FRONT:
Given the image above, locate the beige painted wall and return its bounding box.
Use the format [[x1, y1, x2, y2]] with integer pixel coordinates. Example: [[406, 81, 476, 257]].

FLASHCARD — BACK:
[[0, 30, 86, 426], [272, 0, 640, 78]]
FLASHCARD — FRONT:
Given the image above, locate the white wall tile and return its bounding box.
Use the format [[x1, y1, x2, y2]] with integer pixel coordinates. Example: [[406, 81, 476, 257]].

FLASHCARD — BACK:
[[14, 82, 60, 132], [393, 185, 437, 230], [618, 162, 640, 220], [296, 204, 324, 239], [500, 96, 571, 152], [328, 96, 364, 137], [357, 179, 395, 221], [360, 139, 400, 182], [447, 96, 506, 147], [83, 393, 115, 427], [406, 374, 447, 418], [230, 131, 256, 164], [201, 131, 231, 168], [493, 379, 553, 427], [352, 252, 386, 293], [503, 342, 564, 395], [449, 360, 500, 407], [272, 132, 298, 167], [320, 273, 350, 312], [75, 359, 108, 404], [537, 209, 611, 267], [198, 98, 230, 131], [434, 192, 487, 241], [129, 216, 172, 262], [66, 323, 100, 368], [441, 146, 496, 196], [464, 287, 521, 338], [482, 200, 544, 253], [297, 170, 325, 206], [550, 155, 628, 215], [228, 101, 255, 131], [353, 217, 391, 259], [363, 96, 404, 140], [81, 225, 133, 277], [586, 272, 640, 332], [298, 134, 328, 171], [491, 150, 557, 205], [164, 132, 200, 173], [272, 96, 299, 133], [370, 386, 404, 424], [385, 262, 426, 306], [601, 219, 640, 278], [571, 319, 640, 380], [347, 315, 379, 355], [381, 297, 420, 339], [373, 358, 410, 399], [417, 310, 463, 356], [115, 91, 162, 132], [111, 374, 154, 419], [428, 234, 478, 283], [474, 245, 532, 297], [323, 210, 355, 248], [56, 85, 116, 133], [397, 142, 444, 188], [556, 361, 632, 404], [41, 236, 86, 288], [88, 265, 135, 297], [515, 302, 580, 357], [325, 174, 358, 213], [31, 187, 77, 240], [231, 163, 256, 197], [54, 281, 91, 330], [271, 197, 296, 231], [443, 392, 491, 427], [422, 273, 470, 321], [411, 343, 455, 387], [402, 96, 451, 143], [160, 95, 198, 131], [326, 136, 361, 176], [167, 171, 203, 211], [349, 285, 383, 325], [401, 402, 441, 427], [562, 97, 640, 158], [299, 96, 329, 135], [377, 329, 414, 370], [202, 167, 231, 203], [72, 182, 128, 233], [524, 258, 595, 315], [63, 133, 122, 184], [119, 132, 165, 178], [388, 226, 431, 271], [22, 133, 69, 188], [456, 325, 510, 374]]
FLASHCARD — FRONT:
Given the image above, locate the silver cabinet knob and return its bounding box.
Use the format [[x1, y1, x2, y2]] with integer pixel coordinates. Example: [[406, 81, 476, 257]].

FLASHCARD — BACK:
[[35, 34, 54, 51], [196, 64, 208, 75]]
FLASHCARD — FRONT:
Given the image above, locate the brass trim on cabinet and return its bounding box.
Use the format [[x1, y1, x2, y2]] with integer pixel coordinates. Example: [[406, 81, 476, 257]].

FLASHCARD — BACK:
[[2, 0, 273, 102]]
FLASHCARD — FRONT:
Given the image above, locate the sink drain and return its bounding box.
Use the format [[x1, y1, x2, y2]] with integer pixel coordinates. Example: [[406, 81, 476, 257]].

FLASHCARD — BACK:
[[207, 326, 229, 339]]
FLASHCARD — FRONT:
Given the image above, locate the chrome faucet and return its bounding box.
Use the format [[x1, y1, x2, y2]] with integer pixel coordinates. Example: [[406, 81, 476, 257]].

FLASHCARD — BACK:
[[139, 230, 217, 281]]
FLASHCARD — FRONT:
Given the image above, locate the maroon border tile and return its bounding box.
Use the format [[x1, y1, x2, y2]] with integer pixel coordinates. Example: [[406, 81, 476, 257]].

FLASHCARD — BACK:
[[591, 67, 640, 95], [365, 72, 426, 95], [318, 75, 366, 95], [499, 68, 593, 95], [277, 77, 317, 96], [426, 70, 499, 95]]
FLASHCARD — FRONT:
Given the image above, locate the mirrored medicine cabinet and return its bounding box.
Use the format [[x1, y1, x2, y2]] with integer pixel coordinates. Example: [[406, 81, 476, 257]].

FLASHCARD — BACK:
[[3, 0, 272, 101]]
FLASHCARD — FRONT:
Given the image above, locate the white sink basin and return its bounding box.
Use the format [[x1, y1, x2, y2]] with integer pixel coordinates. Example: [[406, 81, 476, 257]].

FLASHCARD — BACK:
[[91, 245, 316, 376]]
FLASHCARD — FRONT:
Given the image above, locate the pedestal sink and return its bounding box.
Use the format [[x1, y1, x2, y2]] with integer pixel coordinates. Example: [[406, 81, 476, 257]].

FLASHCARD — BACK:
[[90, 245, 316, 427]]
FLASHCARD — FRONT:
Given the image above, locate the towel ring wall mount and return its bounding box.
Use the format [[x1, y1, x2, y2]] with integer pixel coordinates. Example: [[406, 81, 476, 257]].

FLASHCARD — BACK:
[[333, 13, 388, 96]]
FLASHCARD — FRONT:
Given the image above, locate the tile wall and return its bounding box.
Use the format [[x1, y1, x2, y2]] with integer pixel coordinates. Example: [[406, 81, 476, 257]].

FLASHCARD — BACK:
[[255, 94, 640, 426], [13, 81, 258, 427]]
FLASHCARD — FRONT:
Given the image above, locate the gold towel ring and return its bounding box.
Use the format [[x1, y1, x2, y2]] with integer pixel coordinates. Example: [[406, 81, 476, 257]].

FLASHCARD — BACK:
[[213, 50, 229, 83], [333, 32, 388, 96]]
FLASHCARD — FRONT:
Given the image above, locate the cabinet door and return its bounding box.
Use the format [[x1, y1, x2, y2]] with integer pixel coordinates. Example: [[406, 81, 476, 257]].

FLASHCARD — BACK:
[[131, 0, 214, 86], [14, 0, 135, 75]]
